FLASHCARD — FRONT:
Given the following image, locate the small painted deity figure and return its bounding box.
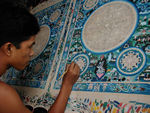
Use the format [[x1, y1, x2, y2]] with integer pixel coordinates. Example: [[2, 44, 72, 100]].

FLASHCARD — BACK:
[[95, 55, 107, 79]]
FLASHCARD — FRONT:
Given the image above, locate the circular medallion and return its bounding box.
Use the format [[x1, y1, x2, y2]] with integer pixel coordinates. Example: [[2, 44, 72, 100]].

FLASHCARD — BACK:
[[31, 25, 50, 60], [82, 1, 137, 53], [72, 54, 89, 75], [116, 47, 146, 75], [32, 59, 44, 76]]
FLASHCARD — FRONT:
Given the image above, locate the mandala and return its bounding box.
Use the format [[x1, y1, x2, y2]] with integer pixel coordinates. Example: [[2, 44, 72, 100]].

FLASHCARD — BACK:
[[116, 47, 146, 75], [31, 59, 44, 77], [72, 54, 89, 75], [83, 0, 98, 10], [31, 25, 50, 60], [82, 1, 138, 53]]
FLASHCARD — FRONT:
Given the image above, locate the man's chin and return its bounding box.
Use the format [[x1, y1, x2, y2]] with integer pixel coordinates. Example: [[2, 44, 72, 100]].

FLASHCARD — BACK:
[[15, 67, 25, 71], [15, 65, 28, 71], [12, 62, 29, 71]]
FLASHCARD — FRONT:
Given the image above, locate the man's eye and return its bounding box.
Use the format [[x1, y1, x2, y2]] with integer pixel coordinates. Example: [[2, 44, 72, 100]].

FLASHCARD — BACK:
[[30, 42, 35, 48], [29, 46, 32, 48]]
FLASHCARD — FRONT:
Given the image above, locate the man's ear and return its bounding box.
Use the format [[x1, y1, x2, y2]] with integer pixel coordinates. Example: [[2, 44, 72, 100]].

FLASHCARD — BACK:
[[1, 42, 15, 56]]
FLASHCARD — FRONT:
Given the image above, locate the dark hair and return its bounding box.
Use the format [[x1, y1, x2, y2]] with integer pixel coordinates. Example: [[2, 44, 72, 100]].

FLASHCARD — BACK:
[[0, 1, 40, 48]]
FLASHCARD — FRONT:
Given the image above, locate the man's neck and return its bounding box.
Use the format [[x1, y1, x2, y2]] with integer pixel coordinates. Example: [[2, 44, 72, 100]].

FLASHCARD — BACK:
[[0, 64, 7, 76], [0, 56, 9, 76]]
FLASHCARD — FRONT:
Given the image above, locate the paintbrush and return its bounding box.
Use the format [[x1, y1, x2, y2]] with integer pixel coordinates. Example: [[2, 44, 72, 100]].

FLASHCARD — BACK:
[[57, 63, 70, 80], [57, 70, 68, 80]]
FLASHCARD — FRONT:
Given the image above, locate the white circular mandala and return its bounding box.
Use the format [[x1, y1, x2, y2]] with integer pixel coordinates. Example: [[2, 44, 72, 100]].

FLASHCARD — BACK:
[[116, 48, 146, 75], [31, 25, 50, 60], [82, 1, 137, 53], [72, 54, 89, 75]]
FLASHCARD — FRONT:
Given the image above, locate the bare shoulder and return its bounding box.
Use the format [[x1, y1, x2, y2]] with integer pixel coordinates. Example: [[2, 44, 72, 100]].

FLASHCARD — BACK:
[[0, 81, 19, 100], [0, 81, 17, 93], [0, 81, 31, 113]]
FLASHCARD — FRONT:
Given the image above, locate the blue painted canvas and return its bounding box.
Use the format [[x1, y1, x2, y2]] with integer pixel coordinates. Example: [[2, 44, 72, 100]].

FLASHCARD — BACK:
[[3, 0, 150, 112]]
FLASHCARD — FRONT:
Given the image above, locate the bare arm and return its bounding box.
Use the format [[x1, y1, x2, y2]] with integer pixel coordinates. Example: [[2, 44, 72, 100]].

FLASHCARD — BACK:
[[0, 62, 79, 113], [48, 62, 80, 113]]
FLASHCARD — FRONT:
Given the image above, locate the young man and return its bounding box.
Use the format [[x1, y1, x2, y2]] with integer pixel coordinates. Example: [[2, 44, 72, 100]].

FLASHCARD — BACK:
[[0, 1, 80, 113]]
